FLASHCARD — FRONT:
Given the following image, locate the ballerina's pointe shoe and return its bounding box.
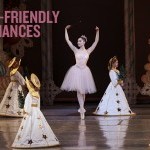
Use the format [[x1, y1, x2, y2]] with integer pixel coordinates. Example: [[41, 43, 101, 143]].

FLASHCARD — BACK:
[[78, 108, 86, 120]]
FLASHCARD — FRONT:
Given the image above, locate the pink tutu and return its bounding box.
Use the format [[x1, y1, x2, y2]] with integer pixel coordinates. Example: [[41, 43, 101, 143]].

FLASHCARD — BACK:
[[61, 65, 96, 94]]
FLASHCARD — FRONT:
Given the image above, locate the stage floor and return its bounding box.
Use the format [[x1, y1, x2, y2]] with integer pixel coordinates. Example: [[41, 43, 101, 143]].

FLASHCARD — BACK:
[[1, 103, 150, 150]]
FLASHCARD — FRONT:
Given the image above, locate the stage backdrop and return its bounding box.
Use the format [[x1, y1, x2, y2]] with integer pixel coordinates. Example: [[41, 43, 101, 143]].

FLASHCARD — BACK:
[[134, 0, 150, 103], [2, 0, 125, 103], [52, 0, 125, 101], [2, 0, 150, 104]]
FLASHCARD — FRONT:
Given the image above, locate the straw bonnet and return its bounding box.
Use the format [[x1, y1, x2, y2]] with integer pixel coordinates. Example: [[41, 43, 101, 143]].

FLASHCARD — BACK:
[[9, 57, 21, 76], [30, 73, 41, 89], [8, 57, 16, 68], [25, 75, 40, 99]]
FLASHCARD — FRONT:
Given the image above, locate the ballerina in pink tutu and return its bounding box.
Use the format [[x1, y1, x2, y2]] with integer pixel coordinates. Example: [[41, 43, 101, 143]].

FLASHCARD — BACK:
[[61, 25, 99, 119]]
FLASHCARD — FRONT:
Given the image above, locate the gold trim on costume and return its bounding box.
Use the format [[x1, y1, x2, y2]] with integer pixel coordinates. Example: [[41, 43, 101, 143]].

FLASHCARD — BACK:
[[31, 104, 38, 107], [11, 80, 19, 82]]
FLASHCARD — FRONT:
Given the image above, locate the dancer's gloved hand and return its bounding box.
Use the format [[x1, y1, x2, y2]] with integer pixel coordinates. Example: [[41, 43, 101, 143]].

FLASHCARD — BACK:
[[118, 80, 124, 86], [95, 26, 99, 31], [65, 25, 71, 29]]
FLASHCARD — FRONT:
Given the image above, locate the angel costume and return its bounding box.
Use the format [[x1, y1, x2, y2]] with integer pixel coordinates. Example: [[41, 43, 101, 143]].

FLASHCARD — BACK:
[[12, 74, 60, 148], [61, 49, 96, 94], [0, 64, 25, 117], [94, 69, 135, 116]]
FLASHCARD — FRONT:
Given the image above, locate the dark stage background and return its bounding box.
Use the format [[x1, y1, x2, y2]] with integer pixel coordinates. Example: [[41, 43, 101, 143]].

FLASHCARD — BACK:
[[52, 0, 125, 101], [135, 0, 150, 87], [134, 0, 150, 102], [3, 0, 42, 79], [22, 0, 42, 79]]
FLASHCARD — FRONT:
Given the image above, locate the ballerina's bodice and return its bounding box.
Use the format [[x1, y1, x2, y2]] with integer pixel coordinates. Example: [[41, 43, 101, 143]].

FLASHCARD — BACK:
[[75, 50, 89, 69]]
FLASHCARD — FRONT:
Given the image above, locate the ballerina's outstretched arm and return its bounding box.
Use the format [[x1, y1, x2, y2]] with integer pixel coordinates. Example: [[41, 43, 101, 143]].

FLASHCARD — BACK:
[[65, 25, 78, 53], [87, 26, 99, 54]]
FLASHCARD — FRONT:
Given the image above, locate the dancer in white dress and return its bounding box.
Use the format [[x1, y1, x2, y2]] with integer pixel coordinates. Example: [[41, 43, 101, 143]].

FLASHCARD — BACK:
[[0, 57, 25, 117], [12, 73, 60, 148], [61, 25, 99, 119], [93, 56, 135, 116]]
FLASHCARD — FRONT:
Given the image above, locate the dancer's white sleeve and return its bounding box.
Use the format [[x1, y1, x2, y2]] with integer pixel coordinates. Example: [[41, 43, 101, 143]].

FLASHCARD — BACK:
[[24, 93, 32, 114], [109, 70, 118, 87], [37, 97, 40, 109]]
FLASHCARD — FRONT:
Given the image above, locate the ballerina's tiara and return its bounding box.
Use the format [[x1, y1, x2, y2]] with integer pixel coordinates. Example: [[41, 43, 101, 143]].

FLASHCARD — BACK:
[[80, 35, 87, 42]]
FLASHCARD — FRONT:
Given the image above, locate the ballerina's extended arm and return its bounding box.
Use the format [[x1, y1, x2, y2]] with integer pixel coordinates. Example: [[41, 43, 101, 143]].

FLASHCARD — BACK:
[[65, 25, 78, 53], [87, 26, 99, 54]]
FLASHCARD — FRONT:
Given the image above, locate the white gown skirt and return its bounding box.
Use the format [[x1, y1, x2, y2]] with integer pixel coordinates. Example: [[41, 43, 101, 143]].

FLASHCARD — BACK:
[[0, 82, 23, 117], [94, 83, 135, 116], [12, 108, 60, 148], [61, 65, 96, 94]]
